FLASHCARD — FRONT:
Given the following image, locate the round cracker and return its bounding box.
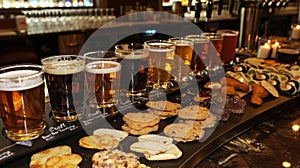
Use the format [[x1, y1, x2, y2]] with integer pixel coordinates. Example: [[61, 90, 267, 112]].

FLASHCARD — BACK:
[[79, 134, 119, 150]]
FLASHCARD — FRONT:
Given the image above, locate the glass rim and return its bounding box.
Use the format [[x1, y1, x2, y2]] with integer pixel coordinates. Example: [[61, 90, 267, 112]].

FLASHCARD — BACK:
[[0, 64, 43, 80], [144, 39, 176, 51], [114, 43, 145, 51], [84, 51, 120, 61], [185, 34, 210, 42], [41, 55, 84, 64]]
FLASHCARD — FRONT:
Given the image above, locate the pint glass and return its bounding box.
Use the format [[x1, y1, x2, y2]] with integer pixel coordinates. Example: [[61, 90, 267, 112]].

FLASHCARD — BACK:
[[0, 64, 45, 141], [168, 37, 194, 82], [203, 33, 224, 68], [115, 43, 149, 97], [84, 51, 121, 109], [185, 35, 210, 76], [41, 55, 85, 122], [216, 30, 239, 65], [144, 40, 175, 89]]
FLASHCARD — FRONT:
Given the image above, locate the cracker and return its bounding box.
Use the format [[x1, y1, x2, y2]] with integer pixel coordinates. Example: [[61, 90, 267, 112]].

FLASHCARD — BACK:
[[163, 122, 204, 142], [144, 144, 182, 161], [30, 145, 72, 168], [79, 134, 119, 150], [93, 128, 128, 142], [138, 134, 173, 144], [123, 112, 160, 128], [178, 105, 209, 121], [146, 100, 180, 111], [122, 124, 159, 135], [130, 141, 174, 155], [45, 154, 82, 168]]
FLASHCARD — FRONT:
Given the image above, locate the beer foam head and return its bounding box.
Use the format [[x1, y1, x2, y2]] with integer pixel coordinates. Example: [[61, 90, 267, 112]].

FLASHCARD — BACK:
[[118, 50, 149, 60], [0, 70, 43, 91], [85, 61, 121, 74], [115, 43, 149, 59], [146, 42, 175, 52], [42, 56, 85, 75]]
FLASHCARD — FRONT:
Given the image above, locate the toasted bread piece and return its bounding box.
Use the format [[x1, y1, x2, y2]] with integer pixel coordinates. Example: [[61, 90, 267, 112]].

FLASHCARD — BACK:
[[45, 154, 82, 168], [30, 145, 72, 168], [93, 128, 129, 142]]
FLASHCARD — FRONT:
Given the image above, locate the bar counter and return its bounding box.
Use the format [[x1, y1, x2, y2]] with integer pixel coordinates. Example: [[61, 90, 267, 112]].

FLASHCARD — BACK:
[[0, 77, 299, 167]]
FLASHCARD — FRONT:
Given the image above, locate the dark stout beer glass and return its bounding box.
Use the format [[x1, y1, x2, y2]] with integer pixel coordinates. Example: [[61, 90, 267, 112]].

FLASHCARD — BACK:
[[42, 55, 85, 122], [0, 64, 45, 141]]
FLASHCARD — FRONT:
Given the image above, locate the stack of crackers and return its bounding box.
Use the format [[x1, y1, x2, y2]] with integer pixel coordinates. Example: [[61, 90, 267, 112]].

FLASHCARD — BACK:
[[146, 100, 181, 119], [122, 112, 160, 135]]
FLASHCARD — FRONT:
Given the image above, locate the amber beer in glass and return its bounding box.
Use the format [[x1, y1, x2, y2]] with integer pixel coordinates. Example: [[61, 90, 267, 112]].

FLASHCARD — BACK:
[[169, 37, 194, 82], [185, 35, 210, 76], [84, 51, 121, 109], [144, 40, 175, 89], [0, 64, 45, 141], [42, 55, 85, 122], [115, 43, 149, 97], [203, 33, 224, 68], [216, 30, 239, 64]]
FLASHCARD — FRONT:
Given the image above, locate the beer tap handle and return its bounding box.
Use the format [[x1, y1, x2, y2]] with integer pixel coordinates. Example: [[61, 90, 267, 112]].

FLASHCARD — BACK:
[[187, 0, 193, 13], [218, 0, 224, 15], [195, 0, 202, 19], [281, 0, 288, 7], [206, 0, 213, 18], [257, 0, 264, 9], [228, 0, 235, 14]]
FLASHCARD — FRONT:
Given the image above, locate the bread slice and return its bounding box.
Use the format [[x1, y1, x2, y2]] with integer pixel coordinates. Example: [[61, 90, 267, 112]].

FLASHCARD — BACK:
[[130, 141, 174, 155], [45, 153, 82, 168], [30, 145, 72, 168], [138, 134, 173, 144], [93, 128, 129, 142]]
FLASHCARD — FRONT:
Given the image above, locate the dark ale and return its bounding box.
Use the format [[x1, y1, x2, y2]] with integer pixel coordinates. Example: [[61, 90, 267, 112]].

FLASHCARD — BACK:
[[42, 55, 85, 122]]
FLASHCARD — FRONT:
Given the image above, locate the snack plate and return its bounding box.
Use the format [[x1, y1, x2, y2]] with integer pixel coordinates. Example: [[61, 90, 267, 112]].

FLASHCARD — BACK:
[[0, 86, 299, 168]]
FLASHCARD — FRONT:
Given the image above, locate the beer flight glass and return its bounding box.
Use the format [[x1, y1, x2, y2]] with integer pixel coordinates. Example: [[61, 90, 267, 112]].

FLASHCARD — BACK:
[[115, 43, 149, 98], [84, 51, 121, 112], [185, 35, 210, 76], [0, 64, 45, 141], [216, 30, 239, 66], [144, 40, 176, 90], [168, 37, 194, 82], [41, 55, 85, 122]]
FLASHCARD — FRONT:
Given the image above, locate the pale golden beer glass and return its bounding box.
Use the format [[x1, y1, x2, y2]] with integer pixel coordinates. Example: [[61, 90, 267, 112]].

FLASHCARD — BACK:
[[169, 37, 194, 82], [41, 55, 85, 122], [0, 64, 45, 141], [115, 43, 149, 97], [84, 51, 121, 110], [144, 40, 175, 89]]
